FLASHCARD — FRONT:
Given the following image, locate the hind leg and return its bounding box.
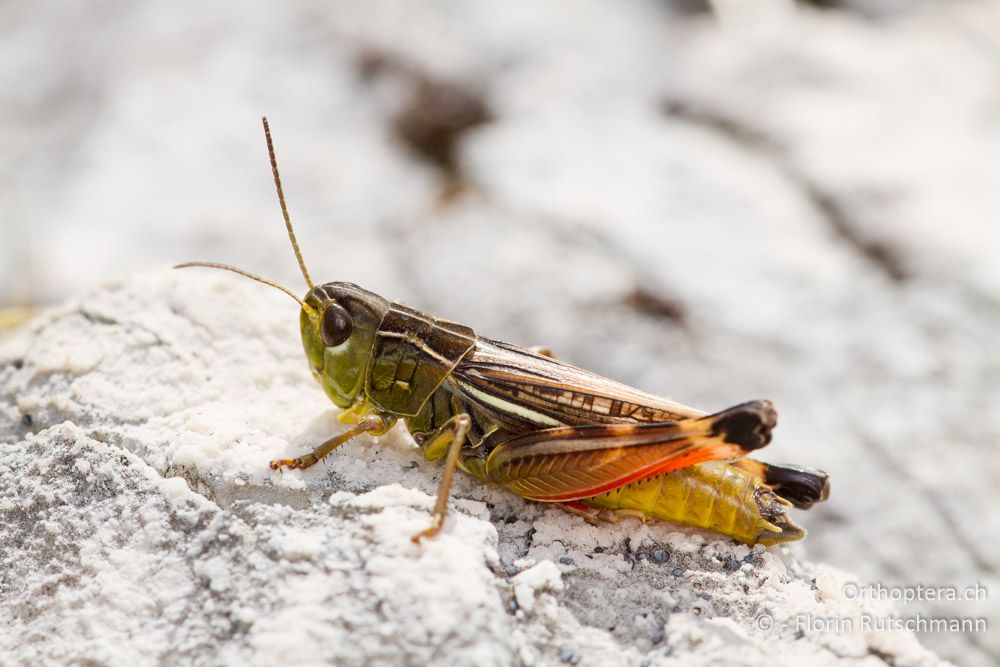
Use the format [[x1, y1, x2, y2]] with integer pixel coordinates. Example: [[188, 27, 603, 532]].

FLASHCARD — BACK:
[[731, 458, 830, 509]]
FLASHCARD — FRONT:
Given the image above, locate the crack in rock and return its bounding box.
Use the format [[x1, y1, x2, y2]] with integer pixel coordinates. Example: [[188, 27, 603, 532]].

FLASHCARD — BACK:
[[662, 99, 909, 283]]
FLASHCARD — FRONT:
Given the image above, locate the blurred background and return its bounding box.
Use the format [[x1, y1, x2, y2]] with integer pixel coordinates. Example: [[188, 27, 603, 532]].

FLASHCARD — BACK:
[[3, 1, 998, 663]]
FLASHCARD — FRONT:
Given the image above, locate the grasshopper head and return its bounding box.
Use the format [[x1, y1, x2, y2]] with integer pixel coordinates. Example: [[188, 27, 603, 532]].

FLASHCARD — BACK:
[[301, 282, 391, 409], [178, 119, 394, 411]]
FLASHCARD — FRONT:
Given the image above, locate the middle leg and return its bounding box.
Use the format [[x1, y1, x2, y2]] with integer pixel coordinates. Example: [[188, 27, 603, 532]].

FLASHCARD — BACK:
[[411, 413, 472, 543]]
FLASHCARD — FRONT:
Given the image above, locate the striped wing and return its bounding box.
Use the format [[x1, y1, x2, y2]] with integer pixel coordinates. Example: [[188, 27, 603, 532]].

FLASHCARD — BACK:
[[451, 339, 826, 510], [452, 338, 707, 430]]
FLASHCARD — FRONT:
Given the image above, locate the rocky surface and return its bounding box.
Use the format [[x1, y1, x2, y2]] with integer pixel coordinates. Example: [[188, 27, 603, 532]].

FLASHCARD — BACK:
[[0, 273, 946, 666], [2, 1, 998, 665]]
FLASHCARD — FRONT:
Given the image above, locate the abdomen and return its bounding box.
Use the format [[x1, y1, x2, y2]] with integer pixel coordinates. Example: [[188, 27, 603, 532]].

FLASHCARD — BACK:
[[579, 462, 804, 545]]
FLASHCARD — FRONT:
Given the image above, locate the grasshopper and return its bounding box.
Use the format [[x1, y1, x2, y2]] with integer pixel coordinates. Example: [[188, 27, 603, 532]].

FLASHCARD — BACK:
[[179, 118, 829, 545]]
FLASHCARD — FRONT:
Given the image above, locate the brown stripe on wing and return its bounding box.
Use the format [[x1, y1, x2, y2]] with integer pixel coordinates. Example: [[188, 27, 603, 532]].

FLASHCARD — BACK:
[[485, 401, 776, 502], [456, 339, 705, 427]]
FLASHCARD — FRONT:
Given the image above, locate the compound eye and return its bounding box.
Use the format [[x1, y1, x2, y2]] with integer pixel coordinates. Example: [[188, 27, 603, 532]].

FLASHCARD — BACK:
[[321, 302, 353, 347]]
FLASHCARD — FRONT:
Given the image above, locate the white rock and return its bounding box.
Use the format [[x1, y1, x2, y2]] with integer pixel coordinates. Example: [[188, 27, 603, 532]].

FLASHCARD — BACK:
[[0, 274, 948, 666]]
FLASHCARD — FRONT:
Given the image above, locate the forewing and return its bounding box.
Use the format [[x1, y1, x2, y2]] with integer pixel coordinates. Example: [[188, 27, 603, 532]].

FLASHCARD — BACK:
[[454, 338, 706, 429]]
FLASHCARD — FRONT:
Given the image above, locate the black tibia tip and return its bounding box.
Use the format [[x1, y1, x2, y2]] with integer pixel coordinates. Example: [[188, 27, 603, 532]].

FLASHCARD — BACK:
[[763, 463, 830, 509], [709, 400, 777, 452]]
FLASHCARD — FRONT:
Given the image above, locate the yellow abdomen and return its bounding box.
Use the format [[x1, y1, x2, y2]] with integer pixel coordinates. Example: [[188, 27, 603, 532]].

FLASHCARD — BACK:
[[580, 462, 804, 545]]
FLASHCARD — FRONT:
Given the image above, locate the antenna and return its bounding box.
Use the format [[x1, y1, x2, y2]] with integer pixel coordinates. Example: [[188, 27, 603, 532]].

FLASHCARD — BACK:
[[262, 116, 314, 290], [174, 262, 316, 316]]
